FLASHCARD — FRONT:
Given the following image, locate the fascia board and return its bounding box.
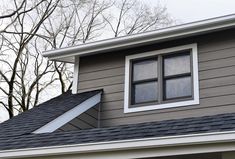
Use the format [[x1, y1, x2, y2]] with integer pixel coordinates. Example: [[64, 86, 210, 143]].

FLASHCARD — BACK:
[[2, 130, 235, 158], [42, 14, 235, 63]]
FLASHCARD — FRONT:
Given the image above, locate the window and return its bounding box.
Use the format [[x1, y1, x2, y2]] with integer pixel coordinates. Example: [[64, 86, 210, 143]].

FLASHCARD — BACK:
[[132, 58, 158, 104], [124, 44, 199, 113], [163, 53, 192, 100]]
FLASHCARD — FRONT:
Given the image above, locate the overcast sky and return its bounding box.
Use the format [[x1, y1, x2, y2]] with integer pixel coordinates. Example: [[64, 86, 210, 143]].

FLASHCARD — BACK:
[[1, 0, 235, 122], [146, 0, 235, 23]]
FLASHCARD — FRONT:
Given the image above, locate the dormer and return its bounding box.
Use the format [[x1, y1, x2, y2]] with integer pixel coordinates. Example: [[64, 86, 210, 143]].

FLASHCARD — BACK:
[[43, 14, 235, 127], [1, 14, 235, 159]]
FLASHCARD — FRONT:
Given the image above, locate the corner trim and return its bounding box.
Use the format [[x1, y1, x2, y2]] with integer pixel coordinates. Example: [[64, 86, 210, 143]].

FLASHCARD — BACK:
[[124, 43, 199, 113], [33, 92, 101, 133], [72, 56, 80, 94]]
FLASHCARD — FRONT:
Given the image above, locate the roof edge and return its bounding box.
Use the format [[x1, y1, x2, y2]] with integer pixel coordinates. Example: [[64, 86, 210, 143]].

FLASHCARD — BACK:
[[2, 130, 235, 158], [33, 92, 102, 134], [42, 14, 235, 63]]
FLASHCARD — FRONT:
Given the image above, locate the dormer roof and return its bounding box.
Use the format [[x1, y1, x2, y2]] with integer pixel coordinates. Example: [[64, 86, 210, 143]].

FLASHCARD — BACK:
[[43, 14, 235, 63], [0, 90, 101, 138]]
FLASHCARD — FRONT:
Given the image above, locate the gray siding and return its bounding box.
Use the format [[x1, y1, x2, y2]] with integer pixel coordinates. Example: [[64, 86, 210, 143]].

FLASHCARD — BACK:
[[78, 29, 235, 127], [58, 105, 100, 131]]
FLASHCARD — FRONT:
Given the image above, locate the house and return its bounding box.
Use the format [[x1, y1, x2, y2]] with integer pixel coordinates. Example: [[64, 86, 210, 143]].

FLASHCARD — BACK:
[[1, 14, 235, 159]]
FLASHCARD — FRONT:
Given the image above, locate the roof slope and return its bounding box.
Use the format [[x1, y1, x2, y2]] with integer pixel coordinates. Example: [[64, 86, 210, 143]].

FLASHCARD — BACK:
[[0, 90, 101, 138], [42, 14, 235, 63], [1, 112, 235, 150]]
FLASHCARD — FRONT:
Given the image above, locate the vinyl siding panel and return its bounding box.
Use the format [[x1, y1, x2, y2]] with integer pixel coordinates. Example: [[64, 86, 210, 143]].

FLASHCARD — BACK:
[[200, 76, 235, 89], [58, 106, 99, 131], [79, 53, 125, 74], [79, 75, 124, 91], [78, 29, 235, 127]]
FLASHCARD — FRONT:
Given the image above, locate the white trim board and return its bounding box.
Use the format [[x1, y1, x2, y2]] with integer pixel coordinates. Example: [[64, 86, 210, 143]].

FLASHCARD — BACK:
[[124, 43, 199, 113], [2, 130, 235, 158], [72, 56, 80, 94], [42, 14, 235, 63], [33, 92, 101, 134]]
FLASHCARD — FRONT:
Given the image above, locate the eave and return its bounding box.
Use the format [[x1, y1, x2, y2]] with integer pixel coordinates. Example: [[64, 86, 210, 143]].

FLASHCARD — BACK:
[[2, 130, 235, 158], [42, 14, 235, 63]]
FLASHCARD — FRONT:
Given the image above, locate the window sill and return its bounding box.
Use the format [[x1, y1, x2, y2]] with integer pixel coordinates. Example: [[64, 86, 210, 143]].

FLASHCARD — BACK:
[[124, 98, 199, 113]]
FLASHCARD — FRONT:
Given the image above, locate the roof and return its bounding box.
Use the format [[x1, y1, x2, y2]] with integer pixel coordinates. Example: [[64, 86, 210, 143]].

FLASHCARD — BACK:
[[1, 112, 235, 150], [42, 14, 235, 63], [0, 90, 101, 138]]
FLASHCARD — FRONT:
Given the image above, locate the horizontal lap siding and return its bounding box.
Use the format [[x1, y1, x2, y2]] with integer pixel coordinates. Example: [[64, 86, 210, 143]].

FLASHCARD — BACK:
[[78, 29, 235, 127], [58, 106, 99, 131]]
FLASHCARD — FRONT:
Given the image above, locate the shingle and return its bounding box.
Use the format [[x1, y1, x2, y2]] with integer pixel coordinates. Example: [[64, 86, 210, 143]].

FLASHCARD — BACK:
[[1, 91, 235, 150], [0, 90, 101, 139]]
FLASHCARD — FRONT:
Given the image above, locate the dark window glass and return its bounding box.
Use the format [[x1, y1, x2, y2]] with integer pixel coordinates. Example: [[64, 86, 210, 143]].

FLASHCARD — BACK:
[[130, 51, 193, 106], [134, 81, 158, 104], [163, 52, 192, 100], [164, 54, 190, 76], [131, 57, 158, 105], [133, 59, 158, 81], [165, 76, 192, 99]]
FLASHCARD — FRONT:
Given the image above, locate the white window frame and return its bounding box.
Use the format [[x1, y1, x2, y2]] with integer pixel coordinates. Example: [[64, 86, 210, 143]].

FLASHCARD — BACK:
[[124, 43, 199, 113]]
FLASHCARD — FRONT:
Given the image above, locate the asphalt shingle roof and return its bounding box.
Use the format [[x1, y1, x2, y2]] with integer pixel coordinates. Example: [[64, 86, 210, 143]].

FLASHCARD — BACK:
[[0, 90, 101, 139], [1, 90, 235, 151], [1, 111, 235, 150]]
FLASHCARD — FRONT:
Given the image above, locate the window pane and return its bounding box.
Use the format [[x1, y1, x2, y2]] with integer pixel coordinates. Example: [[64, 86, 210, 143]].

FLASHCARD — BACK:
[[164, 54, 191, 76], [133, 59, 157, 81], [134, 81, 158, 104], [165, 76, 192, 99]]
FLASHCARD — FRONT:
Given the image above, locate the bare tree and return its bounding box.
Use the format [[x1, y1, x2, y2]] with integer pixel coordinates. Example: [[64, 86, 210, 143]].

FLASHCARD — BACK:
[[103, 0, 172, 37], [0, 0, 60, 118], [0, 0, 173, 119], [39, 0, 113, 93]]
